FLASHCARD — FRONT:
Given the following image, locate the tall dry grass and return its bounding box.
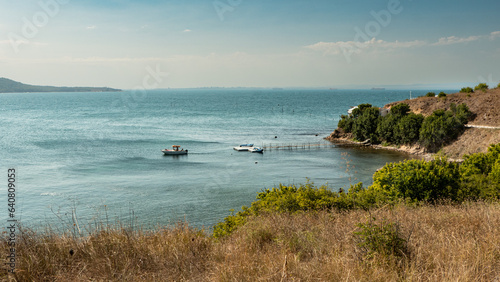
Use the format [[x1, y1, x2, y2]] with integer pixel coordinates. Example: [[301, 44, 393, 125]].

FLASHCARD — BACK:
[[2, 202, 500, 281]]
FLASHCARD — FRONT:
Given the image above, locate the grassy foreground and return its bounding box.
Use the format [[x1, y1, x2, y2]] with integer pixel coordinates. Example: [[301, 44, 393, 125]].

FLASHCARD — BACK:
[[2, 202, 500, 281], [4, 144, 499, 280]]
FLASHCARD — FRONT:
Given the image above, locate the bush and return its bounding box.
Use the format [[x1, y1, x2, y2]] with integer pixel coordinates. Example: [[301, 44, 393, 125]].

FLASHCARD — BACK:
[[371, 158, 460, 202], [213, 183, 339, 238], [438, 92, 447, 98], [425, 92, 436, 97], [455, 103, 473, 124], [459, 143, 500, 200], [419, 109, 467, 152], [460, 87, 474, 93], [474, 83, 489, 92], [390, 103, 411, 117], [354, 218, 409, 260], [497, 82, 500, 89]]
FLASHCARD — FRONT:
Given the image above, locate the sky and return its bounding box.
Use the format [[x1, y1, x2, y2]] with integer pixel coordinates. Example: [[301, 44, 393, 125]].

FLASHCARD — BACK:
[[0, 0, 499, 89]]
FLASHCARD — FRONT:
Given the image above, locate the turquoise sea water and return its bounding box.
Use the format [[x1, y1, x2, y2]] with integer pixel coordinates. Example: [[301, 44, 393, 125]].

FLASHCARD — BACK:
[[0, 89, 454, 230]]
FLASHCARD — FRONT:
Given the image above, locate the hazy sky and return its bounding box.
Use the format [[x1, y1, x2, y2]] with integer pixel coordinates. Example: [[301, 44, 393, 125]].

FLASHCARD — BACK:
[[1, 0, 499, 89]]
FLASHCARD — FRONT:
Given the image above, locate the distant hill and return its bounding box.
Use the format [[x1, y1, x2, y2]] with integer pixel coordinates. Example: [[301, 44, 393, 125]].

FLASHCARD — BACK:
[[0, 77, 121, 93]]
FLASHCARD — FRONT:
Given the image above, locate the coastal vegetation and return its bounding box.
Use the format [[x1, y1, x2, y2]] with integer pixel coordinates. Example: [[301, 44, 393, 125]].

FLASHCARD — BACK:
[[474, 83, 489, 92], [336, 101, 472, 151], [4, 144, 499, 281], [214, 143, 500, 237], [460, 86, 474, 93]]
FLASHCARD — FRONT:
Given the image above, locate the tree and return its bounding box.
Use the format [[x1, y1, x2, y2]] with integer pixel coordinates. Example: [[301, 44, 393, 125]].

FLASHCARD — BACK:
[[425, 92, 436, 97], [338, 114, 354, 132], [394, 113, 424, 145], [377, 103, 415, 145], [438, 92, 447, 98], [377, 115, 398, 143], [352, 107, 380, 142]]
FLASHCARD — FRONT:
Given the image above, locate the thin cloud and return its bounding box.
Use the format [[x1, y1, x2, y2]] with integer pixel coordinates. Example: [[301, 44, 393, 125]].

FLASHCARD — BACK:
[[182, 29, 192, 33], [306, 31, 500, 55], [490, 31, 500, 40], [305, 38, 426, 55], [433, 31, 500, 46], [433, 35, 481, 46], [86, 25, 97, 30]]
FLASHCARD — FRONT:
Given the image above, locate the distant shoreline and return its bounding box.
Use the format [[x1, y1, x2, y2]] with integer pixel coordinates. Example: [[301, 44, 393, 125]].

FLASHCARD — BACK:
[[0, 77, 121, 93]]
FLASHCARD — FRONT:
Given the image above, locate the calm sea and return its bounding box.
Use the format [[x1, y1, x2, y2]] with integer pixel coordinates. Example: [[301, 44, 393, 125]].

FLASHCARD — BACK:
[[0, 89, 452, 231]]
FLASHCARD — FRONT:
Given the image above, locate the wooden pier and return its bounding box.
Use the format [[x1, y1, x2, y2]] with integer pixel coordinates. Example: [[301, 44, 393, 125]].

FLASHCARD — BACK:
[[261, 142, 335, 151]]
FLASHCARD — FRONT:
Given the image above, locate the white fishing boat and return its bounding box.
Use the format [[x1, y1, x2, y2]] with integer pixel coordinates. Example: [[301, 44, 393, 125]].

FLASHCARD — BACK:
[[233, 144, 254, 151], [162, 145, 188, 155], [249, 147, 264, 153]]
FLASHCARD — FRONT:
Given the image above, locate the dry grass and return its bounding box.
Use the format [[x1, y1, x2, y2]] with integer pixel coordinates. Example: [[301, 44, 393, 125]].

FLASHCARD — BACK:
[[3, 202, 500, 281]]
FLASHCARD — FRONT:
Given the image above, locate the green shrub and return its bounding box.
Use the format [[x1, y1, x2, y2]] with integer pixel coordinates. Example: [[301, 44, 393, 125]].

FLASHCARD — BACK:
[[371, 158, 460, 202], [459, 143, 500, 200], [455, 103, 473, 124], [354, 218, 409, 260], [419, 109, 465, 152], [497, 82, 500, 89], [390, 103, 411, 117], [425, 92, 436, 97], [213, 183, 339, 238], [474, 83, 489, 92], [394, 113, 424, 145], [438, 92, 447, 98], [460, 87, 474, 93], [213, 182, 389, 238]]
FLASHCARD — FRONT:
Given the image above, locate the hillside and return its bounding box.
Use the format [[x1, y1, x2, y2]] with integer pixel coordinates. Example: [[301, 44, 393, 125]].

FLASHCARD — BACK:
[[385, 88, 500, 126], [0, 77, 121, 93], [385, 88, 500, 158]]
